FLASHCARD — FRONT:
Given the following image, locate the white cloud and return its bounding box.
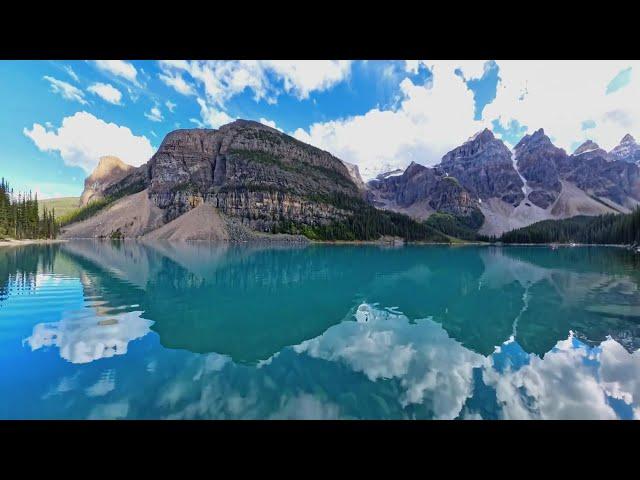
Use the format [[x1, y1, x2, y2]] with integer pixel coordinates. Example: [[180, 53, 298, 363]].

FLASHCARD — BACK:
[[43, 76, 87, 105], [144, 106, 163, 122], [407, 60, 491, 81], [483, 335, 625, 420], [485, 60, 640, 151], [159, 69, 196, 96], [127, 85, 139, 103], [93, 60, 138, 84], [197, 98, 234, 128], [63, 65, 79, 82], [294, 62, 485, 179], [258, 117, 281, 131], [160, 60, 270, 106], [26, 310, 152, 364], [157, 61, 353, 130], [87, 82, 123, 105], [260, 60, 352, 99], [158, 60, 353, 106], [165, 100, 176, 112], [295, 303, 485, 418], [24, 111, 155, 173], [85, 370, 116, 397]]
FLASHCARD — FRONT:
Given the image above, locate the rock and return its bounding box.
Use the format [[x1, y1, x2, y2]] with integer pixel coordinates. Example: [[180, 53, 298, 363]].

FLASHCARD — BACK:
[[79, 156, 134, 206], [572, 140, 610, 161], [98, 120, 360, 233], [564, 145, 640, 208], [367, 161, 482, 223], [610, 134, 640, 164], [514, 128, 563, 208], [441, 128, 525, 205], [341, 160, 367, 192]]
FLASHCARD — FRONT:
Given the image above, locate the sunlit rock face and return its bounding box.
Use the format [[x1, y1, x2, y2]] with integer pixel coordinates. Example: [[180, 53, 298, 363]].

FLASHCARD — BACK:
[[106, 120, 360, 230], [80, 156, 134, 206]]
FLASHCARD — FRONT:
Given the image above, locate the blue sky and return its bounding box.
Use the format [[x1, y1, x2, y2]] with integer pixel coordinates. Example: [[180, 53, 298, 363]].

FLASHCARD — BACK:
[[0, 60, 637, 197]]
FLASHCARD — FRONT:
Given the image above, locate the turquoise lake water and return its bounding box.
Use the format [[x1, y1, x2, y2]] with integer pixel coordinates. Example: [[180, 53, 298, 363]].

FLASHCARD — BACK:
[[1, 241, 639, 419]]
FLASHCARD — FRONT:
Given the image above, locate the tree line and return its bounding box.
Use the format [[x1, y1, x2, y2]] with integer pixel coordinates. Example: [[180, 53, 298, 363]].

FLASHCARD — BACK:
[[272, 192, 451, 242], [0, 178, 58, 240], [500, 207, 640, 245]]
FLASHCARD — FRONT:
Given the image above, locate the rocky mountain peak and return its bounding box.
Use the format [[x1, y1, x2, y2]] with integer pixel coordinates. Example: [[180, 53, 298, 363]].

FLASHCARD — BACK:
[[573, 140, 601, 155], [80, 156, 135, 207], [404, 161, 427, 176], [610, 133, 640, 163], [440, 130, 523, 205], [515, 128, 554, 154], [92, 156, 133, 180], [442, 129, 511, 166], [620, 133, 636, 144], [469, 128, 495, 143]]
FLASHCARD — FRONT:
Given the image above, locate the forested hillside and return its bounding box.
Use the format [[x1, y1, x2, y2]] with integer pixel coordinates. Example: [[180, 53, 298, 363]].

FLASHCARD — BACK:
[[500, 208, 640, 245], [0, 179, 58, 240]]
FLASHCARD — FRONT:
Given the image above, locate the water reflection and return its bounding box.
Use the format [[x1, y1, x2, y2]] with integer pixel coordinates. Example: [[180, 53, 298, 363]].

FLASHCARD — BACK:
[[0, 241, 639, 419], [26, 309, 152, 364]]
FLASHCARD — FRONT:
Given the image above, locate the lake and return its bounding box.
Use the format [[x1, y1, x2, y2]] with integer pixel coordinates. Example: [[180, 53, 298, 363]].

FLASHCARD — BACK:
[[1, 241, 639, 419]]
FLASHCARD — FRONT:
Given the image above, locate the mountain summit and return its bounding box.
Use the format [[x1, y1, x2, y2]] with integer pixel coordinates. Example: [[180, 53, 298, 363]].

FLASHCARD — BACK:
[[610, 134, 640, 164], [80, 156, 134, 207]]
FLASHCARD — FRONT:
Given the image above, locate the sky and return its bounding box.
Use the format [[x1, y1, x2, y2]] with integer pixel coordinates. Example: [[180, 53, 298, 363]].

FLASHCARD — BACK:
[[0, 60, 638, 198]]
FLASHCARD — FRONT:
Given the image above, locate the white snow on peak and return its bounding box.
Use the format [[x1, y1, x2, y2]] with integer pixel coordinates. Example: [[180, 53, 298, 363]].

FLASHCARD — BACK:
[[574, 147, 599, 156]]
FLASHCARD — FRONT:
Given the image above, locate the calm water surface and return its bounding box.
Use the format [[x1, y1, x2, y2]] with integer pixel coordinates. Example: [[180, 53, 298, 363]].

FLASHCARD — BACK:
[[1, 241, 639, 419]]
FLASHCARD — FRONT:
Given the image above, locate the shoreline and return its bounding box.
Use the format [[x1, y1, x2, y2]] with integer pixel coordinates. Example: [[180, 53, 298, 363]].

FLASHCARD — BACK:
[[0, 239, 67, 248], [5, 236, 634, 250]]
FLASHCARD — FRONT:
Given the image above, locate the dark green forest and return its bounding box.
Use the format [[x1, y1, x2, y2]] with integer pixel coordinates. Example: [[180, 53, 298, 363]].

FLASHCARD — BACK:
[[0, 179, 58, 240], [500, 208, 640, 245], [424, 212, 492, 242], [270, 192, 451, 242]]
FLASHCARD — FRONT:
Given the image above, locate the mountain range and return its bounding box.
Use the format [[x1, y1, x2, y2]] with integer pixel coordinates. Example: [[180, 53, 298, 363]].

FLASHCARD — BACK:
[[59, 119, 640, 241]]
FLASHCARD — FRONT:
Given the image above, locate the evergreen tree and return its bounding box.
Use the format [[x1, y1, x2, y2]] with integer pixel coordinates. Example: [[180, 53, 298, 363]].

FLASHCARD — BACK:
[[0, 179, 58, 240], [501, 208, 640, 245]]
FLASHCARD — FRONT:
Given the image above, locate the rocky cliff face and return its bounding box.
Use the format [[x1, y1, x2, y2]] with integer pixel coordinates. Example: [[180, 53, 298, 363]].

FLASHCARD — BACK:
[[558, 140, 639, 209], [573, 140, 608, 159], [610, 134, 640, 164], [80, 156, 134, 206], [368, 129, 525, 227], [515, 132, 640, 211], [367, 161, 480, 220], [103, 120, 359, 232], [341, 160, 366, 192], [515, 129, 564, 208], [368, 128, 640, 236], [440, 129, 525, 205]]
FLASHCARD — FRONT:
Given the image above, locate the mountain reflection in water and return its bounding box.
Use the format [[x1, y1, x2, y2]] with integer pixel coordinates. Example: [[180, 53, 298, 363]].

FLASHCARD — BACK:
[[0, 240, 639, 419]]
